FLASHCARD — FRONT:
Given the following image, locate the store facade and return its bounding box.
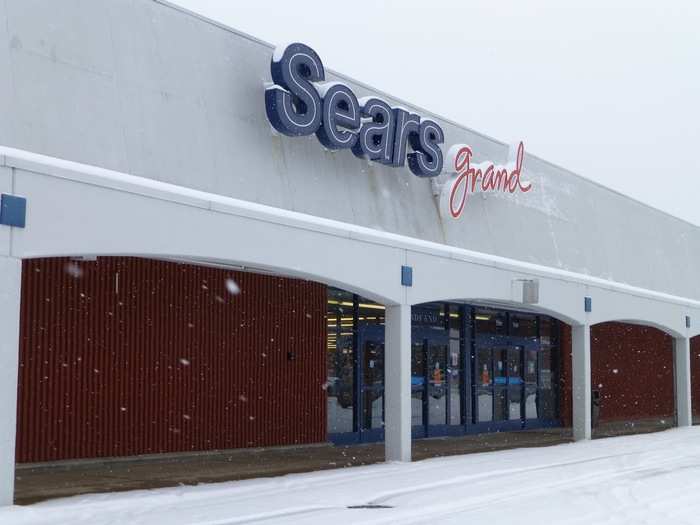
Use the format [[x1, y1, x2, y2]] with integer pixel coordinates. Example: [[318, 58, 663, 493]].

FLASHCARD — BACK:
[[0, 0, 700, 506]]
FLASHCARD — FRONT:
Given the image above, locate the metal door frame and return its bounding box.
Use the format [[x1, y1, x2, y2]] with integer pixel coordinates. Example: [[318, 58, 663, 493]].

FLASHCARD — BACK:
[[411, 326, 454, 438], [472, 332, 549, 431], [352, 324, 386, 442], [328, 306, 562, 445]]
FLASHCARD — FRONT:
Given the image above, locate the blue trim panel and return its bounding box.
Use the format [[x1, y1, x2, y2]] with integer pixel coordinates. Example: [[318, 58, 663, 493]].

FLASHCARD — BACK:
[[329, 420, 562, 445], [329, 428, 384, 446], [401, 265, 413, 287], [0, 194, 26, 228]]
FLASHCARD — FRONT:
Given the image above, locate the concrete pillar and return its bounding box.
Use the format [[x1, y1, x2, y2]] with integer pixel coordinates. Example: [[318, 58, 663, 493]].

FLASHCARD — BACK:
[[384, 303, 411, 462], [673, 336, 692, 427], [572, 323, 592, 441], [0, 256, 21, 506]]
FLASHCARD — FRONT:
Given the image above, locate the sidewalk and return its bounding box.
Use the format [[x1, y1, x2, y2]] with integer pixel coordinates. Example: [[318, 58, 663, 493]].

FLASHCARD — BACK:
[[4, 426, 699, 525], [14, 418, 672, 505]]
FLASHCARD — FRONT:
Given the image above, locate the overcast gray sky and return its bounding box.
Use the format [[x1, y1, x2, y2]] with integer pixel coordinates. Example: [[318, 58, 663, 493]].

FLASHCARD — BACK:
[[172, 0, 700, 226]]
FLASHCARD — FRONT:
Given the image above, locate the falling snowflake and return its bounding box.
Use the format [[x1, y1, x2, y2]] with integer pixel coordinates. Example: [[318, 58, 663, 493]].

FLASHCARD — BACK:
[[179, 358, 191, 366], [225, 278, 240, 295], [64, 263, 83, 278]]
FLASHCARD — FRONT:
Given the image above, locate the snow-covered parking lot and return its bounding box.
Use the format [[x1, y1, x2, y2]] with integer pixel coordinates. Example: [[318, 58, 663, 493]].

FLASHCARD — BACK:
[[3, 427, 700, 525]]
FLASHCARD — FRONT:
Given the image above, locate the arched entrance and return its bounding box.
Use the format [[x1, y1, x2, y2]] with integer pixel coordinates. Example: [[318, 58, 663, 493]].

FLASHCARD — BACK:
[[325, 293, 567, 444]]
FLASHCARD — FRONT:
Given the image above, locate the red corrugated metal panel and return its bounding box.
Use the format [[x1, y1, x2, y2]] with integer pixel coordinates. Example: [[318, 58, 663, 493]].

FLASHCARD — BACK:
[[559, 322, 675, 425], [692, 337, 700, 417], [16, 257, 326, 463], [591, 322, 674, 422]]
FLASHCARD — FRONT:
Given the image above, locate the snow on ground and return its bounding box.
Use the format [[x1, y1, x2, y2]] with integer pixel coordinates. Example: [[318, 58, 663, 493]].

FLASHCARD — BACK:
[[4, 427, 700, 525]]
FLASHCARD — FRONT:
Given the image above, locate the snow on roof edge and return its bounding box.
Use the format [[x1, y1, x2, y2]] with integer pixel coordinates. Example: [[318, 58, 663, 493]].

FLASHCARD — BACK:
[[3, 144, 699, 311], [152, 0, 698, 230]]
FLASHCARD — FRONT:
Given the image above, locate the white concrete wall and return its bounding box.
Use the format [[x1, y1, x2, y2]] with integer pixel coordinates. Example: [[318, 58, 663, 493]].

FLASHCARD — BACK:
[[6, 147, 698, 336], [0, 0, 697, 301], [384, 304, 412, 462], [0, 256, 21, 505], [674, 336, 693, 427]]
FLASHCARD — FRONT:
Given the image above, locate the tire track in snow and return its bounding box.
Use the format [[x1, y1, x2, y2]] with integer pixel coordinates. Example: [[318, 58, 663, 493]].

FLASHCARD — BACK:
[[369, 456, 700, 525], [213, 446, 691, 525], [226, 440, 676, 511], [18, 431, 699, 525]]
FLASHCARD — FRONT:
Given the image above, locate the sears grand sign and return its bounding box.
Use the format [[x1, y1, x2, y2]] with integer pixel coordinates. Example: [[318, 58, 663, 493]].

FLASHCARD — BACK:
[[264, 43, 531, 217], [265, 43, 444, 178]]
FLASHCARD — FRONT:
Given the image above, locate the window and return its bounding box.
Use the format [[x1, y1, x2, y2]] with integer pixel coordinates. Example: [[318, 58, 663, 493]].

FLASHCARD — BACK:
[[471, 309, 560, 426], [474, 308, 506, 336], [510, 313, 537, 338], [326, 288, 355, 434]]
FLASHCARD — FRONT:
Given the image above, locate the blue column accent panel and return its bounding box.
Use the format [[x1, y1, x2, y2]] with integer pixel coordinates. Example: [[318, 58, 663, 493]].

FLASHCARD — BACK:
[[0, 194, 26, 228], [686, 316, 691, 328], [401, 265, 413, 287], [584, 296, 592, 313]]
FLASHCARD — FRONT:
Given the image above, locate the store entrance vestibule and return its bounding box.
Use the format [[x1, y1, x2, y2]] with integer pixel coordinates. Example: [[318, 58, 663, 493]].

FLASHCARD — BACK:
[[326, 292, 560, 444]]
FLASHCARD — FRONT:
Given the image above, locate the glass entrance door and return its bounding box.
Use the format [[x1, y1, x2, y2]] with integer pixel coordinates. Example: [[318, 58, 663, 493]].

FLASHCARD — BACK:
[[524, 347, 538, 420], [357, 325, 385, 440], [361, 337, 384, 431], [412, 328, 451, 436], [475, 342, 527, 427], [427, 338, 447, 426], [507, 346, 524, 421]]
